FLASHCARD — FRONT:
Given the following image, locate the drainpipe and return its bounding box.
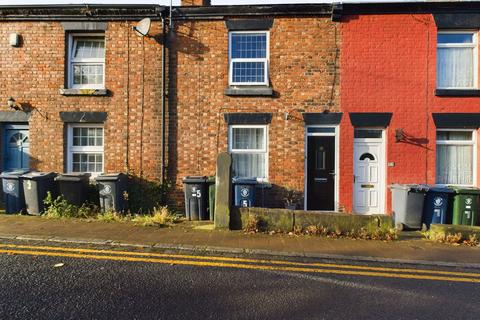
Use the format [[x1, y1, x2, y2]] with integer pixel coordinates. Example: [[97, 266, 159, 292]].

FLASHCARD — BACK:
[[161, 12, 167, 183]]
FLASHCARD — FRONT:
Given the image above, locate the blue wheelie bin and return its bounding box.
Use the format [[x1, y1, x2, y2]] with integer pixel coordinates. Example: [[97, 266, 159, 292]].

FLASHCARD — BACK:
[[1, 169, 30, 214], [422, 185, 454, 229], [232, 178, 257, 208]]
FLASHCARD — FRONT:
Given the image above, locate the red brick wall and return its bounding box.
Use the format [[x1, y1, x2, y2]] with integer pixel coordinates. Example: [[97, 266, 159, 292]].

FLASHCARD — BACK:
[[168, 17, 340, 209], [0, 20, 164, 181], [341, 14, 480, 213], [181, 0, 210, 6]]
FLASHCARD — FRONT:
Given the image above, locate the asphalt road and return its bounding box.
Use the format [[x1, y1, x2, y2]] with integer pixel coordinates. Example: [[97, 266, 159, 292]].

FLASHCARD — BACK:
[[0, 240, 479, 320]]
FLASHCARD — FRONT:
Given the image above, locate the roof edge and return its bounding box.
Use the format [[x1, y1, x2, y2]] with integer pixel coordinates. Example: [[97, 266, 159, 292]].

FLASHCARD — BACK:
[[0, 4, 165, 21], [172, 4, 333, 19]]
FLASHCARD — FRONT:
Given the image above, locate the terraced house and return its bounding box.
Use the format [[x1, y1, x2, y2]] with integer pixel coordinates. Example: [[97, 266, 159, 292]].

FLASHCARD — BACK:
[[0, 5, 167, 202], [168, 0, 341, 211], [339, 1, 480, 214], [2, 1, 480, 216]]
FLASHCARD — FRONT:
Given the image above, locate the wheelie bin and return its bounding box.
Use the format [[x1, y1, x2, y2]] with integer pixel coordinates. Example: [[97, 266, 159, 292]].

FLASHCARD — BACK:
[[449, 186, 480, 226], [232, 178, 257, 208], [389, 184, 428, 230], [183, 176, 208, 220], [422, 185, 454, 229], [55, 173, 91, 206], [207, 176, 215, 221], [22, 172, 58, 215], [95, 173, 128, 213], [0, 169, 29, 214]]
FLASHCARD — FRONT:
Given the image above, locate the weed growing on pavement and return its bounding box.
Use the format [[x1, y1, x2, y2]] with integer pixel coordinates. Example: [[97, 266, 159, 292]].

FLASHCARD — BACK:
[[43, 192, 82, 219], [131, 206, 181, 227], [96, 210, 129, 223], [42, 192, 182, 227], [423, 230, 480, 246], [298, 224, 397, 241]]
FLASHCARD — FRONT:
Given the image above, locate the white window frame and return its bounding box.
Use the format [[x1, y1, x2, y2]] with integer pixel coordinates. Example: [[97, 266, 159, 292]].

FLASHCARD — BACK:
[[68, 33, 106, 89], [437, 30, 478, 90], [228, 31, 270, 86], [67, 124, 105, 177], [436, 129, 477, 187], [228, 124, 269, 182]]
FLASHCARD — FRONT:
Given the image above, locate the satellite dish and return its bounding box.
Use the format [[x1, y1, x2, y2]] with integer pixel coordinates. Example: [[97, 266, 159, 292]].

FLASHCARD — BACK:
[[134, 18, 151, 37]]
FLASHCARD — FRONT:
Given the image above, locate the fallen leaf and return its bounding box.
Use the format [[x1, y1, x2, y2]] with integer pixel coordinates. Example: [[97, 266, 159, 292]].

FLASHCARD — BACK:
[[53, 263, 64, 268]]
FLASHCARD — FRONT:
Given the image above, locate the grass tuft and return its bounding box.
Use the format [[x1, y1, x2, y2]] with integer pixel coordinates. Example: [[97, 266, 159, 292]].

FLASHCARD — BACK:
[[131, 206, 181, 227]]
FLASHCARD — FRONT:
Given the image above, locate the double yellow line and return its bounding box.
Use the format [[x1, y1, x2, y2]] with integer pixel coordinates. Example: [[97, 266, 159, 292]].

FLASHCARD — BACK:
[[0, 243, 479, 283]]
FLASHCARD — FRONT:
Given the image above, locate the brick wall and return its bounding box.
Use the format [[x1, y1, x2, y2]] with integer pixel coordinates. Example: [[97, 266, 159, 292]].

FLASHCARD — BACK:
[[340, 14, 480, 213], [0, 20, 164, 181], [168, 16, 340, 209], [181, 0, 210, 6]]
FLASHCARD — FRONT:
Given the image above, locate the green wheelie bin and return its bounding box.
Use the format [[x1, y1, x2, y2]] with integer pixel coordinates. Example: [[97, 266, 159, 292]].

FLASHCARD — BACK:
[[449, 186, 480, 226], [207, 176, 215, 221]]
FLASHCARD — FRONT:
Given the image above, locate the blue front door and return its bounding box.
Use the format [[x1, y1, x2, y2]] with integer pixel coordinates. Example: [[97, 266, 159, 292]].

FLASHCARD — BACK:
[[4, 125, 29, 170]]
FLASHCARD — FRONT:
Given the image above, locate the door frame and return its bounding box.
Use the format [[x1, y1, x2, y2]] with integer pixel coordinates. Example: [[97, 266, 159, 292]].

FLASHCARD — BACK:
[[4, 124, 29, 131], [304, 125, 340, 211], [353, 128, 387, 215]]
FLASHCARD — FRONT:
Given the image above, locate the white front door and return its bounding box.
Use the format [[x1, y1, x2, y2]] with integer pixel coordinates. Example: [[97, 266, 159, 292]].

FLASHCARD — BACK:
[[353, 130, 385, 214]]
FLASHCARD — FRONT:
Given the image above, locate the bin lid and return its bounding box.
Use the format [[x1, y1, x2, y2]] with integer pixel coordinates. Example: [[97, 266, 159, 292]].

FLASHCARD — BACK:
[[21, 171, 57, 181], [389, 184, 428, 192], [448, 186, 480, 195], [0, 169, 30, 179], [425, 185, 454, 194], [55, 172, 91, 182], [183, 176, 208, 183], [232, 177, 258, 185], [95, 173, 127, 182]]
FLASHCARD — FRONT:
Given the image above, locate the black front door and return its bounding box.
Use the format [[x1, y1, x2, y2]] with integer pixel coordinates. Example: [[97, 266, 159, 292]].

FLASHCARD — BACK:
[[307, 136, 335, 211]]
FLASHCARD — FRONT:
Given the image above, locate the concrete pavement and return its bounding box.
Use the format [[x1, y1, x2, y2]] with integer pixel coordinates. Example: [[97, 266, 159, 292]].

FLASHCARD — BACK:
[[0, 214, 479, 268]]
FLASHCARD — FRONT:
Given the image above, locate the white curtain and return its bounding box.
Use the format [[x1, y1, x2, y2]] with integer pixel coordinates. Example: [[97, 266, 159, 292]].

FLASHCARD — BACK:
[[232, 128, 266, 179], [437, 47, 474, 88], [232, 153, 266, 178], [436, 145, 473, 185]]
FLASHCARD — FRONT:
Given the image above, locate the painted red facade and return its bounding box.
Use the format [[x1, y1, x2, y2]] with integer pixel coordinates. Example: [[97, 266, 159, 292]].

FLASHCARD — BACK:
[[340, 13, 480, 213]]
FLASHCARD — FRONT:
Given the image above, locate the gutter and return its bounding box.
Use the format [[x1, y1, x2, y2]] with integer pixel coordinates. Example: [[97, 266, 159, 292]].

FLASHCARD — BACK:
[[0, 4, 165, 21], [172, 4, 332, 19]]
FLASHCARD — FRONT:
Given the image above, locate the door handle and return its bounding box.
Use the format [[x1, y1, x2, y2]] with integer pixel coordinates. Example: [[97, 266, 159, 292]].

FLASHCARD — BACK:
[[329, 171, 336, 176]]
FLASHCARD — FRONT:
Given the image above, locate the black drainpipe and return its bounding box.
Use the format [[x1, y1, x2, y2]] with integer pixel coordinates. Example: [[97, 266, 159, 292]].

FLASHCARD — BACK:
[[161, 12, 167, 183]]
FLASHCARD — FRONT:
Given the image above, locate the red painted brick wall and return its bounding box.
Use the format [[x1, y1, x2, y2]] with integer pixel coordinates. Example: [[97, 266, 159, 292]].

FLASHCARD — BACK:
[[341, 14, 480, 214], [0, 20, 164, 181], [168, 17, 340, 209]]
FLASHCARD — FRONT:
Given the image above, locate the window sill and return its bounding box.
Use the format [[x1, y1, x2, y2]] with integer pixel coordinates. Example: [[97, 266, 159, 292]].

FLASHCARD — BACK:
[[255, 181, 272, 189], [224, 86, 274, 97], [59, 88, 109, 96], [435, 89, 480, 97]]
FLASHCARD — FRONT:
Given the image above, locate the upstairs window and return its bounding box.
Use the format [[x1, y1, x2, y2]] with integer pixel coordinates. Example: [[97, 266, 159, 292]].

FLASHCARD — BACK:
[[437, 31, 477, 89], [68, 34, 105, 89], [229, 31, 269, 86]]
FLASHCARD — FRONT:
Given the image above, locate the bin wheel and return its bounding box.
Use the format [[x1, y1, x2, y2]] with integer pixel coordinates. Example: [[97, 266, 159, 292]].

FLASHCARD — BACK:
[[421, 223, 428, 232], [395, 223, 404, 231]]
